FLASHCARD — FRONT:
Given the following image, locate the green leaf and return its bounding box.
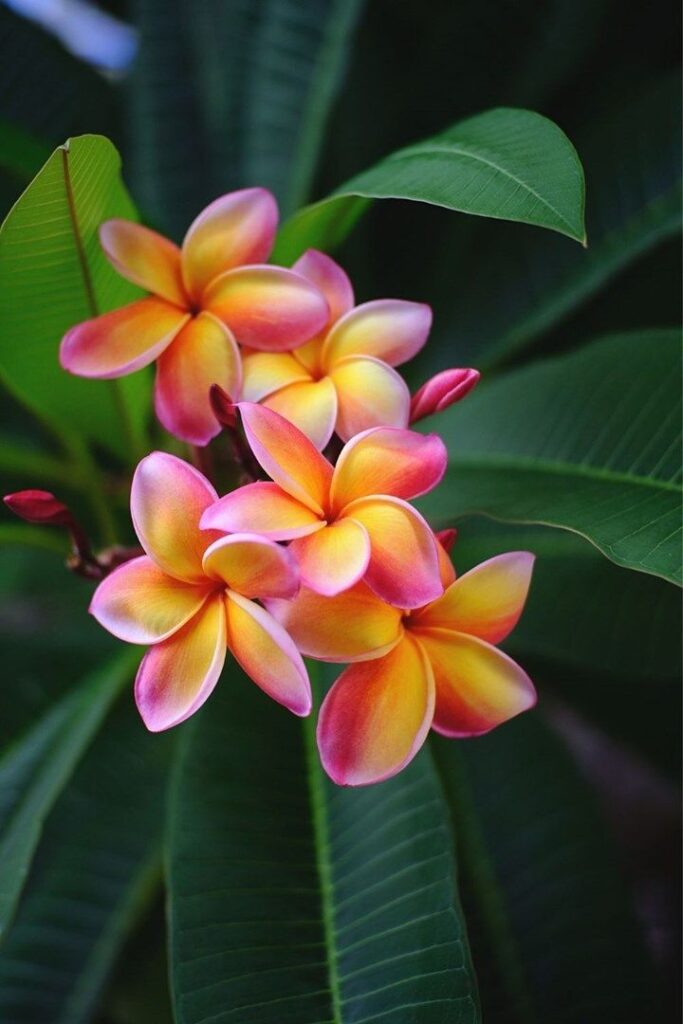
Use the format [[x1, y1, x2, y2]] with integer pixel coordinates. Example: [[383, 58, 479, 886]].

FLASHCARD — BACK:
[[434, 713, 659, 1023], [0, 696, 173, 1024], [167, 666, 480, 1023], [0, 135, 150, 459], [420, 329, 682, 585], [274, 107, 586, 262], [0, 648, 138, 938]]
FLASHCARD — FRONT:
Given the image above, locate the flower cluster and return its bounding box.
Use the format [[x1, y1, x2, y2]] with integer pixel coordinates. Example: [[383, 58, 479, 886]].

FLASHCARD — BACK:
[[11, 188, 537, 786]]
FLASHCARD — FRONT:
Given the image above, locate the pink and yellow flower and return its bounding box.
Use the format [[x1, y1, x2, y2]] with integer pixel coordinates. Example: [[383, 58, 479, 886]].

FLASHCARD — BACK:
[[60, 189, 329, 446], [241, 249, 432, 448], [270, 548, 536, 785], [201, 402, 447, 609], [90, 450, 310, 731]]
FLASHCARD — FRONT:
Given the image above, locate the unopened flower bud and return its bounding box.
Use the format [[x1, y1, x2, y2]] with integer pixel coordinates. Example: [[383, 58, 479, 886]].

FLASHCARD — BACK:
[[210, 385, 237, 430], [4, 489, 71, 526], [410, 368, 480, 423], [435, 527, 457, 553]]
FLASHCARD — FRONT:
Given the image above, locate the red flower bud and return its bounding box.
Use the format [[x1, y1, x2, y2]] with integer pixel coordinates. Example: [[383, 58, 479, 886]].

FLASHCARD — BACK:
[[409, 368, 480, 423], [435, 527, 457, 554], [4, 489, 72, 526], [210, 384, 237, 429]]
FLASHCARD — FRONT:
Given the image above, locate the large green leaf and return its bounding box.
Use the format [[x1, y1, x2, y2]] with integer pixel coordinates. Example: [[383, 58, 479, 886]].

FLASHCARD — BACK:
[[0, 696, 173, 1023], [421, 329, 682, 585], [130, 0, 363, 238], [0, 648, 138, 938], [434, 713, 659, 1022], [274, 107, 586, 262], [167, 665, 479, 1023], [0, 135, 149, 459]]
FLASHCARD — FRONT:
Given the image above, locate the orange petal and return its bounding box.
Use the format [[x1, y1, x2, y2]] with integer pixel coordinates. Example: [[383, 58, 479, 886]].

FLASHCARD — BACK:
[[322, 299, 432, 369], [330, 428, 447, 514], [237, 402, 332, 515], [225, 591, 311, 716], [413, 552, 535, 642], [263, 377, 338, 450], [241, 350, 311, 402], [317, 634, 434, 785], [99, 219, 187, 306], [292, 249, 354, 327], [135, 594, 226, 732], [181, 188, 278, 301], [60, 298, 190, 379], [330, 356, 410, 441], [200, 481, 324, 540], [154, 311, 242, 446], [414, 628, 536, 737], [344, 496, 443, 609], [202, 534, 299, 599], [289, 518, 370, 596], [131, 452, 221, 583], [267, 582, 403, 663]]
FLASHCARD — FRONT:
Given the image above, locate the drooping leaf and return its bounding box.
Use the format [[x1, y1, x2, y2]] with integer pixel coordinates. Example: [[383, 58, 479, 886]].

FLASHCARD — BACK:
[[0, 135, 150, 459], [434, 712, 659, 1023], [0, 696, 173, 1024], [167, 664, 480, 1023], [0, 648, 138, 938], [274, 107, 586, 262], [421, 329, 682, 585]]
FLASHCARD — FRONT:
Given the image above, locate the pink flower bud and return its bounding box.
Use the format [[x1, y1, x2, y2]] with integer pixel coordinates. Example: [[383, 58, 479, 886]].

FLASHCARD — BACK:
[[210, 384, 237, 429], [4, 489, 71, 526], [409, 368, 480, 423], [435, 527, 457, 554]]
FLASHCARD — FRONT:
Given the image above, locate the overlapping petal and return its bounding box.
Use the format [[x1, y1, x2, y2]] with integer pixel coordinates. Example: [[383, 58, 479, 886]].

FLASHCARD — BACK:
[[322, 299, 432, 369], [330, 428, 447, 513], [237, 403, 332, 514], [415, 628, 537, 737], [60, 298, 189, 379], [181, 188, 278, 301], [293, 249, 354, 327], [131, 452, 220, 583], [135, 594, 226, 732], [344, 496, 442, 609], [289, 518, 370, 595], [317, 635, 435, 785], [202, 534, 299, 599], [99, 219, 187, 307], [241, 351, 311, 402], [201, 481, 324, 540], [154, 312, 242, 446], [225, 591, 311, 715], [264, 378, 338, 450], [330, 356, 410, 441], [267, 583, 403, 663], [413, 552, 535, 642], [90, 555, 211, 644], [204, 266, 329, 351]]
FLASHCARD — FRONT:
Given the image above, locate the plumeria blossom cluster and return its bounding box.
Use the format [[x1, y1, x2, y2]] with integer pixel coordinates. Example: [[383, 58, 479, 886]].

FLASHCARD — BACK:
[[6, 188, 537, 786]]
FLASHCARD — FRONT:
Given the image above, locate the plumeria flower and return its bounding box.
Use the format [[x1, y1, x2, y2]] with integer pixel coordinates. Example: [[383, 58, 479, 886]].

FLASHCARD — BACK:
[[201, 402, 447, 608], [90, 451, 311, 731], [60, 189, 329, 446], [241, 249, 432, 448], [270, 548, 536, 785]]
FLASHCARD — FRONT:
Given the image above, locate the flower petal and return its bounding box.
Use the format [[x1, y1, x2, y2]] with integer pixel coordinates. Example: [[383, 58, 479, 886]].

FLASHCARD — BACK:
[[204, 266, 329, 351], [414, 628, 536, 737], [435, 532, 457, 589], [99, 219, 187, 307], [200, 481, 324, 540], [322, 299, 432, 369], [181, 188, 278, 301], [413, 552, 535, 642], [135, 594, 226, 732], [203, 533, 299, 599], [289, 518, 370, 596], [225, 591, 311, 716], [241, 350, 311, 402], [237, 402, 332, 514], [263, 378, 338, 450], [267, 582, 403, 663], [344, 496, 442, 609], [292, 249, 354, 327], [90, 555, 210, 644], [131, 452, 220, 583], [330, 356, 410, 442], [154, 311, 242, 446], [317, 635, 434, 786], [60, 298, 189, 379], [330, 427, 447, 513]]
